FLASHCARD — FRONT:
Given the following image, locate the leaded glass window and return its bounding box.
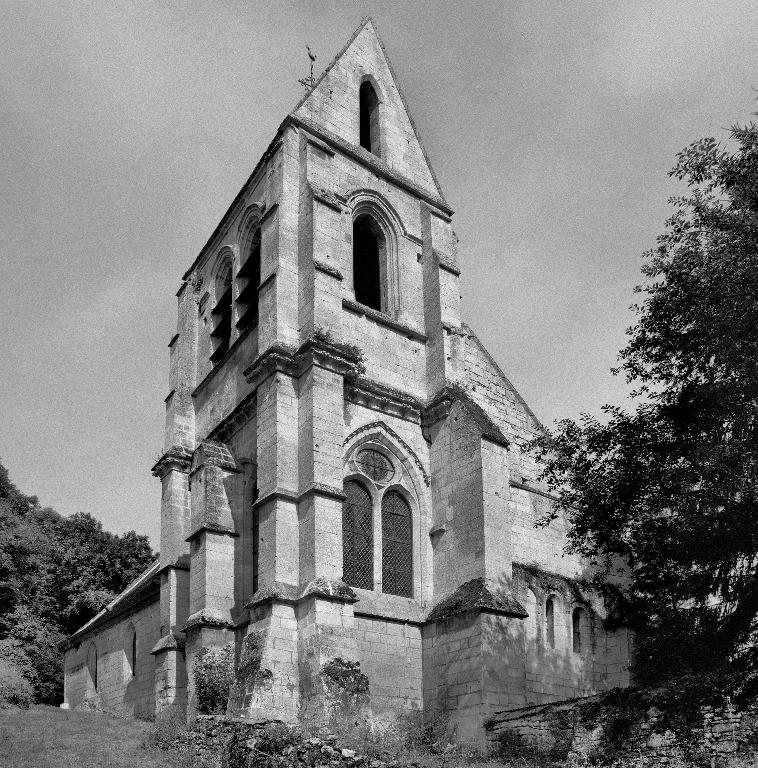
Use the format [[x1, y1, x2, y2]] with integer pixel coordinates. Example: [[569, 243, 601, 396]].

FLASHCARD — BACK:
[[381, 490, 413, 597], [355, 449, 393, 483], [343, 480, 374, 590]]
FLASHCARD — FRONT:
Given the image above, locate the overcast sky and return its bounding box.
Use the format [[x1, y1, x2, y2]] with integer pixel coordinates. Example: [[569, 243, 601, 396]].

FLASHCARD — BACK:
[[2, 1, 757, 546]]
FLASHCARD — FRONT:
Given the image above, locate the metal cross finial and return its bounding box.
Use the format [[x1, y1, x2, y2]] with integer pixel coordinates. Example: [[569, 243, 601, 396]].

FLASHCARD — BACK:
[[298, 44, 317, 90]]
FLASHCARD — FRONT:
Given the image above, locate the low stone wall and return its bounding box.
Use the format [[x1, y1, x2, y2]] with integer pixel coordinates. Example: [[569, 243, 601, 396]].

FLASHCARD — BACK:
[[485, 692, 758, 765], [185, 715, 391, 767]]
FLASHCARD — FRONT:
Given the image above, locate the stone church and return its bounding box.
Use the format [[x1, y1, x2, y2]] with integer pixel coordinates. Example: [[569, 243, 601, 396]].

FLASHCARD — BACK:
[[63, 18, 632, 740]]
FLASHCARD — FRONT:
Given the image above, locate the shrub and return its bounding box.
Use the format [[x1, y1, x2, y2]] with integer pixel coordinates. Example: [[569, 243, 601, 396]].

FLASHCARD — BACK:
[[0, 659, 33, 709], [193, 645, 234, 715], [144, 705, 188, 751]]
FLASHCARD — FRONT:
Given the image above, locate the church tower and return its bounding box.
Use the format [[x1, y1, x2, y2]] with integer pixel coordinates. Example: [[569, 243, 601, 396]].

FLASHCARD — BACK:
[[65, 18, 631, 742]]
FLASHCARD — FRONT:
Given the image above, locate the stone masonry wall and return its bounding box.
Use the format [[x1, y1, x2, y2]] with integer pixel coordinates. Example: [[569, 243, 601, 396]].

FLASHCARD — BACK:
[[354, 615, 423, 718], [64, 597, 160, 717], [486, 694, 758, 765]]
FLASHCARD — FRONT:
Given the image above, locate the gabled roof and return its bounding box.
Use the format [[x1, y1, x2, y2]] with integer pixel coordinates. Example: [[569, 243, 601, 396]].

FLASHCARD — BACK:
[[291, 16, 448, 205], [68, 558, 161, 643]]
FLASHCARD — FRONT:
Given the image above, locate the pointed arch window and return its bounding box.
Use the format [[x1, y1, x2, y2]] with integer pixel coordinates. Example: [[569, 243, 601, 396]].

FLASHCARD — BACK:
[[237, 227, 261, 333], [572, 607, 585, 654], [353, 214, 384, 312], [342, 480, 374, 590], [359, 80, 380, 155], [545, 598, 555, 649], [86, 643, 98, 691], [381, 490, 413, 598], [125, 626, 137, 677], [210, 259, 233, 363]]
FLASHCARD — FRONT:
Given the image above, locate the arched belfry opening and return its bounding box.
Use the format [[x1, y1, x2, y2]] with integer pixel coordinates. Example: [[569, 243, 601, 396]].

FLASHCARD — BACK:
[[210, 258, 233, 363], [359, 80, 380, 155], [236, 226, 261, 333], [352, 214, 384, 312]]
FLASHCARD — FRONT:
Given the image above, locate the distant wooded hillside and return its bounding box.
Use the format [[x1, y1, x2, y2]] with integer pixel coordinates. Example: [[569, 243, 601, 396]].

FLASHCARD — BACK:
[[0, 459, 155, 703]]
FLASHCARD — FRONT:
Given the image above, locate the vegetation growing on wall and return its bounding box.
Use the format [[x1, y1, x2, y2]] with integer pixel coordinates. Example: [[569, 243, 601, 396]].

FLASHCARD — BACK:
[[0, 459, 155, 704], [532, 116, 758, 695], [193, 644, 235, 715]]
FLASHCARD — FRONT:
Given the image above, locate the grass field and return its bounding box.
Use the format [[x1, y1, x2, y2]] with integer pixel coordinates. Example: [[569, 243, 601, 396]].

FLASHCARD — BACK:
[[0, 706, 176, 768]]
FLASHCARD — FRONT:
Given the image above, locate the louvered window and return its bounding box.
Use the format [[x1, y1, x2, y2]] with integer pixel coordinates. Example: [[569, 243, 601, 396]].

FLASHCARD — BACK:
[[236, 228, 261, 334], [210, 262, 233, 363], [342, 480, 374, 590], [381, 490, 413, 597]]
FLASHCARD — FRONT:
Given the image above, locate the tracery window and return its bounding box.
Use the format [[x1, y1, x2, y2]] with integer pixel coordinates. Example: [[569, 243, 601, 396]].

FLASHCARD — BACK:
[[381, 491, 413, 598], [342, 442, 416, 599], [342, 480, 374, 590]]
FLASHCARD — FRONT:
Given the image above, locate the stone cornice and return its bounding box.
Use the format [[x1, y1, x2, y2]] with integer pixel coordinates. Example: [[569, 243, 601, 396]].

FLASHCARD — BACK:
[[183, 608, 234, 633], [151, 445, 193, 479], [185, 524, 239, 542], [310, 183, 345, 213], [314, 260, 344, 280], [190, 440, 240, 474], [245, 578, 358, 610], [288, 114, 453, 217], [150, 632, 186, 655], [252, 489, 299, 511], [345, 376, 422, 424], [242, 343, 300, 389], [342, 298, 427, 343], [207, 392, 257, 444], [243, 334, 364, 389], [425, 578, 528, 623]]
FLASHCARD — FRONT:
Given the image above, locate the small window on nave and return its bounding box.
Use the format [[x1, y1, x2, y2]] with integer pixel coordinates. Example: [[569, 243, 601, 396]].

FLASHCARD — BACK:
[[545, 598, 555, 649]]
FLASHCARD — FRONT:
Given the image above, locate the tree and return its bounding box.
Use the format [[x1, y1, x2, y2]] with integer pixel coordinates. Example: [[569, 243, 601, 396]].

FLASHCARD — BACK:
[[0, 458, 155, 703], [532, 118, 758, 693]]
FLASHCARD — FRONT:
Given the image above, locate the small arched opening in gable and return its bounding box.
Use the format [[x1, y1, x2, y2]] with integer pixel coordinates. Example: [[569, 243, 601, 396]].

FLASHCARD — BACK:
[[359, 79, 380, 156], [210, 256, 233, 363], [352, 213, 385, 312]]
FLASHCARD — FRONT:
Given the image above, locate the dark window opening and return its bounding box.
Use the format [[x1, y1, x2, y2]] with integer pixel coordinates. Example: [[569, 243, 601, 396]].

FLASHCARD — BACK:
[[359, 80, 380, 155], [381, 490, 413, 598], [343, 480, 374, 590], [130, 630, 137, 676], [546, 598, 555, 649], [572, 607, 583, 654], [353, 215, 383, 312], [87, 645, 98, 690], [210, 261, 233, 363], [237, 228, 261, 333]]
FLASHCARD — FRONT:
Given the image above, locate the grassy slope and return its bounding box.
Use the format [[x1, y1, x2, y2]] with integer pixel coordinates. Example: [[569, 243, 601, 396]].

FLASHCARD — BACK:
[[0, 706, 175, 768]]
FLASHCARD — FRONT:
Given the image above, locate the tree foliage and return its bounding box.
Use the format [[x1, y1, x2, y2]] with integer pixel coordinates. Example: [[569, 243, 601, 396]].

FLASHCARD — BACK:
[[0, 459, 155, 703], [532, 119, 758, 691]]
